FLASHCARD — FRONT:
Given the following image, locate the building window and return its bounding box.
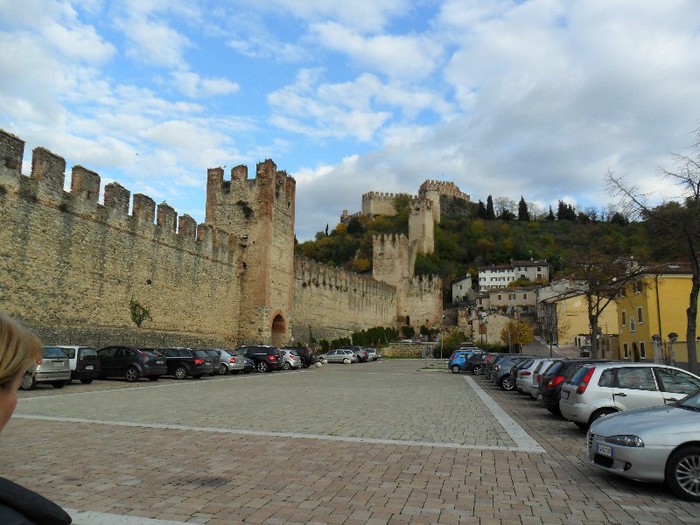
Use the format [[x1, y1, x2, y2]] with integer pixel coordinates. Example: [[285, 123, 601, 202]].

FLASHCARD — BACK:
[[523, 293, 528, 300], [621, 311, 627, 326], [509, 293, 516, 300], [623, 343, 629, 358], [630, 318, 636, 333], [633, 281, 642, 294], [497, 294, 502, 300], [637, 307, 643, 324], [640, 341, 646, 359]]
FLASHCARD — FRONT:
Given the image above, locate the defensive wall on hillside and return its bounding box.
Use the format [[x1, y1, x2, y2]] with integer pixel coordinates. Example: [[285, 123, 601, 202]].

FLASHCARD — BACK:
[[0, 129, 445, 348], [361, 191, 411, 217]]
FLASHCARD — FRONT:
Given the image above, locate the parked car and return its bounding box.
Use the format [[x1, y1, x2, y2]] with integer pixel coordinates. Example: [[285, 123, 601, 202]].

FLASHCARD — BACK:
[[236, 345, 282, 372], [364, 348, 381, 361], [482, 353, 505, 380], [466, 353, 486, 375], [21, 346, 71, 390], [515, 357, 547, 394], [537, 359, 608, 414], [96, 345, 167, 382], [280, 349, 302, 370], [215, 349, 245, 375], [491, 355, 533, 391], [342, 346, 368, 362], [321, 349, 357, 364], [588, 389, 700, 501], [199, 349, 221, 375], [560, 362, 700, 429], [160, 347, 214, 379], [529, 358, 560, 398], [281, 346, 318, 368], [57, 345, 100, 384], [448, 351, 470, 373]]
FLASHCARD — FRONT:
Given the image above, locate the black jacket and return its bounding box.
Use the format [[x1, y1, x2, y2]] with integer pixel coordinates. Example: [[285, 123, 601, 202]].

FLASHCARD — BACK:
[[0, 476, 71, 525]]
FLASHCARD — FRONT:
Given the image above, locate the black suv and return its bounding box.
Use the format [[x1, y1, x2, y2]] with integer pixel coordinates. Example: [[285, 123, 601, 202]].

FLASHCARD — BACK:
[[280, 346, 318, 368], [96, 346, 167, 382], [160, 348, 214, 379], [236, 345, 282, 372]]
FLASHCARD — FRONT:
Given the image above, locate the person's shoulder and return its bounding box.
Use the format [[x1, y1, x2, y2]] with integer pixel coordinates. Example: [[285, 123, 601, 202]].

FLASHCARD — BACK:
[[0, 477, 71, 524]]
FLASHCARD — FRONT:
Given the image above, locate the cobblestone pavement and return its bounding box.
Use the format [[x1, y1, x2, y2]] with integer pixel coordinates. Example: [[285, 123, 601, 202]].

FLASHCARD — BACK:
[[2, 360, 699, 524]]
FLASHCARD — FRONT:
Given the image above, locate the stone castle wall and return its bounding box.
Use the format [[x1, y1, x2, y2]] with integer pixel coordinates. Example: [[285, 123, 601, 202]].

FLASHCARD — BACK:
[[0, 130, 241, 348], [291, 257, 397, 341], [0, 129, 444, 347], [361, 191, 411, 217]]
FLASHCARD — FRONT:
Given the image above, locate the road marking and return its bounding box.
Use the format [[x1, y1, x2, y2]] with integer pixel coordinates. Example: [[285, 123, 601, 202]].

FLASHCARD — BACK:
[[66, 510, 187, 525], [14, 413, 541, 452], [463, 375, 545, 453]]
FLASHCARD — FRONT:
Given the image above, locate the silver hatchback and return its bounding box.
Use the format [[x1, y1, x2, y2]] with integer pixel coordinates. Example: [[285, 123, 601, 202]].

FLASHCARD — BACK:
[[321, 349, 357, 364], [560, 362, 700, 429], [21, 346, 71, 390]]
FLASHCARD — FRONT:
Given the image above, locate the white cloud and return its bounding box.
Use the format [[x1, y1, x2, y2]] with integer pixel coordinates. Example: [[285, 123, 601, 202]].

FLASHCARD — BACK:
[[268, 70, 392, 141], [170, 71, 240, 98], [311, 22, 443, 80]]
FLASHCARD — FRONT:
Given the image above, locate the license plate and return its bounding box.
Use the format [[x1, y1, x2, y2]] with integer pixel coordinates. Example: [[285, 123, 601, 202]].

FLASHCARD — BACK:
[[156, 360, 164, 365], [596, 444, 614, 457], [53, 361, 64, 367], [86, 365, 94, 370]]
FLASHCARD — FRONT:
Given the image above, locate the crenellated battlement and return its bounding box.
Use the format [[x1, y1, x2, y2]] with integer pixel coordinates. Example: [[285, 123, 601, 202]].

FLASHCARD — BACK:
[[295, 256, 395, 298], [361, 191, 412, 217], [419, 180, 470, 201], [0, 129, 235, 263]]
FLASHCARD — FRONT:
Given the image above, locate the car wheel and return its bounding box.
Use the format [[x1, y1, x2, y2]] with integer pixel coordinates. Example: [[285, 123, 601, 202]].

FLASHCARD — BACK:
[[20, 373, 36, 391], [125, 367, 140, 382], [148, 376, 160, 381], [219, 364, 229, 375], [51, 381, 66, 388], [589, 408, 617, 426], [343, 358, 351, 364], [256, 361, 269, 373], [500, 375, 516, 391], [175, 366, 188, 380], [80, 378, 94, 384], [451, 365, 461, 374], [283, 362, 292, 370], [472, 365, 483, 375], [666, 446, 700, 502]]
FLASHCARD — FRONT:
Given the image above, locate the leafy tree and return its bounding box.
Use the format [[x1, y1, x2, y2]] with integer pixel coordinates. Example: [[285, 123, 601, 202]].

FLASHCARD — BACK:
[[518, 197, 530, 222], [476, 200, 487, 219], [486, 195, 496, 220], [401, 325, 415, 339], [546, 206, 555, 221], [556, 200, 577, 222], [500, 319, 534, 352]]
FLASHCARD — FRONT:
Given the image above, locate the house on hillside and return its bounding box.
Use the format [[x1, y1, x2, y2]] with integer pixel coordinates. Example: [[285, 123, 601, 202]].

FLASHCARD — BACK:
[[451, 274, 474, 304], [478, 259, 549, 290], [615, 262, 698, 368]]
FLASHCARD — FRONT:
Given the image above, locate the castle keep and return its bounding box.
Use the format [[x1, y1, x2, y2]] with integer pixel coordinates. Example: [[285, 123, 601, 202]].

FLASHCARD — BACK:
[[0, 130, 442, 347]]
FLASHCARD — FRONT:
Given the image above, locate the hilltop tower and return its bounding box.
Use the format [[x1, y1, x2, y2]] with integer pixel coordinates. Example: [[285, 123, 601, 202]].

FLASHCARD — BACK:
[[206, 160, 296, 345], [418, 180, 470, 223], [408, 197, 434, 255]]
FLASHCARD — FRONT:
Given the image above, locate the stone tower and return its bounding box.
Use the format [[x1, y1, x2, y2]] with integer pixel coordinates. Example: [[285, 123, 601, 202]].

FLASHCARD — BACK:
[[205, 160, 296, 345], [408, 197, 434, 255]]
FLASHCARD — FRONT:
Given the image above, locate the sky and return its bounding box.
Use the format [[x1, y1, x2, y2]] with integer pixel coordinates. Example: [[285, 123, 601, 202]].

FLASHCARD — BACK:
[[2, 0, 700, 241]]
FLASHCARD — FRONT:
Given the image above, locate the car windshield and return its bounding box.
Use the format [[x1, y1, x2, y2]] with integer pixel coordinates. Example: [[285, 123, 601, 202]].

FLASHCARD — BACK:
[[678, 389, 700, 411]]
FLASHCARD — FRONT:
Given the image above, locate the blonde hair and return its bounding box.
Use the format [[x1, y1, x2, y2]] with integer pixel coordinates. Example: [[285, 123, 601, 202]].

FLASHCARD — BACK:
[[0, 312, 42, 389]]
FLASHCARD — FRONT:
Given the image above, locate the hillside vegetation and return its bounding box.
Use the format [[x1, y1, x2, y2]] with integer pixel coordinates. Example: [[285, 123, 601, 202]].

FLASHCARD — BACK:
[[295, 195, 653, 297]]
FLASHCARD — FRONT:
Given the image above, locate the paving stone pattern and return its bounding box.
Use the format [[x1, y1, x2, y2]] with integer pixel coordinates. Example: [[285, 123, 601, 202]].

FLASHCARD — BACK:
[[2, 360, 699, 524]]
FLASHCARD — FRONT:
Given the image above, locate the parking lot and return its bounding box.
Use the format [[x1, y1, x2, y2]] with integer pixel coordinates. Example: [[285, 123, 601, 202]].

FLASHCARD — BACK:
[[3, 360, 699, 524]]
